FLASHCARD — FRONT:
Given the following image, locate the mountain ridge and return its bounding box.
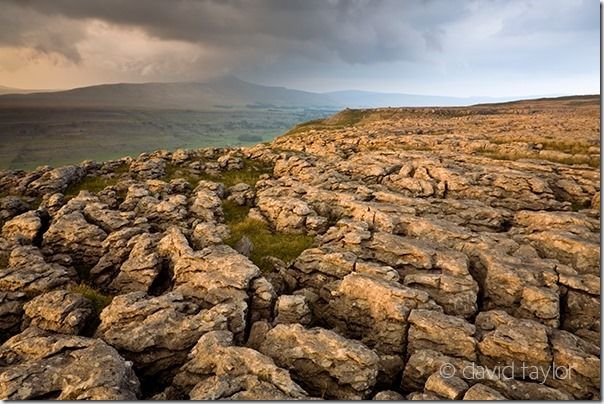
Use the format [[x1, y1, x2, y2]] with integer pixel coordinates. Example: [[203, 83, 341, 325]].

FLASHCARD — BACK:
[[0, 76, 564, 109]]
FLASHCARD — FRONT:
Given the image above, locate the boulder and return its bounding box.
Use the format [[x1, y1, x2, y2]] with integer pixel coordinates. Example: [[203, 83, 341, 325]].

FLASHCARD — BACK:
[[258, 323, 379, 399], [475, 310, 552, 376], [162, 331, 307, 400], [0, 246, 77, 294], [326, 273, 440, 355], [407, 309, 477, 361], [0, 292, 27, 341], [273, 295, 311, 325], [42, 211, 107, 269], [0, 327, 139, 400], [22, 289, 93, 335], [109, 233, 161, 294], [1, 211, 42, 244], [95, 291, 240, 377]]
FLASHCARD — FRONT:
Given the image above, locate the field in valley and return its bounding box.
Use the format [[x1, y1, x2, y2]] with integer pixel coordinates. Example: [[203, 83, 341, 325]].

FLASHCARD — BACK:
[[0, 106, 335, 170]]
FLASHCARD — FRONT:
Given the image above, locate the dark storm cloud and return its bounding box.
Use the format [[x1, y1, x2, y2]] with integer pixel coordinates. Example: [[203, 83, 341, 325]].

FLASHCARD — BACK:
[[1, 0, 470, 64], [0, 0, 598, 95]]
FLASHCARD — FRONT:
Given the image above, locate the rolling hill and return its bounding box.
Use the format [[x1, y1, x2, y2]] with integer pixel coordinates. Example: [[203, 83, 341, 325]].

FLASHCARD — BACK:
[[0, 76, 551, 109]]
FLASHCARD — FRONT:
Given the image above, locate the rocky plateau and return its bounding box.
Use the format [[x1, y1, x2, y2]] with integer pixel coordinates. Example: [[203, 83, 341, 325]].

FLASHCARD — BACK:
[[0, 96, 599, 400]]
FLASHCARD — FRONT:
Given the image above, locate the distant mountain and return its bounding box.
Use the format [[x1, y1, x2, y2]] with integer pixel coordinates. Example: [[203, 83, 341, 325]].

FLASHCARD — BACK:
[[0, 85, 51, 95], [0, 76, 561, 109], [0, 76, 338, 109], [323, 90, 508, 107]]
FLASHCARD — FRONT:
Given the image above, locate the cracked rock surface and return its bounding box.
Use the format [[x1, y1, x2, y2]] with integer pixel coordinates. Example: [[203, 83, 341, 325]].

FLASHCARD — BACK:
[[0, 97, 599, 400]]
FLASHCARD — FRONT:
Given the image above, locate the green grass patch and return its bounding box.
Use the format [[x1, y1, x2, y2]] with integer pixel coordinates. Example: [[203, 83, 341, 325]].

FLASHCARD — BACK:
[[162, 163, 200, 187], [199, 158, 273, 187], [64, 175, 120, 198], [539, 140, 595, 155], [113, 162, 130, 174], [223, 199, 251, 224], [222, 200, 314, 272], [69, 284, 113, 315], [283, 108, 372, 137]]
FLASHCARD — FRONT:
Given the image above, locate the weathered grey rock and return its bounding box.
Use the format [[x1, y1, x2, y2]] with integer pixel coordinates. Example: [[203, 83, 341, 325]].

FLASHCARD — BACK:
[[424, 372, 468, 400], [190, 187, 223, 222], [258, 323, 379, 399], [546, 329, 600, 399], [95, 291, 240, 377], [0, 327, 139, 400], [326, 273, 440, 355], [234, 234, 254, 257], [83, 201, 134, 232], [42, 211, 107, 269], [0, 196, 31, 223], [561, 288, 600, 339], [475, 310, 551, 376], [134, 193, 188, 229], [109, 233, 161, 293], [22, 289, 93, 335], [257, 195, 326, 234], [227, 183, 256, 206], [475, 252, 560, 326], [159, 227, 259, 305], [407, 391, 444, 400], [27, 165, 84, 195], [0, 292, 27, 341], [88, 226, 147, 287], [249, 276, 276, 323], [0, 246, 76, 294], [373, 390, 405, 400], [1, 211, 42, 244], [130, 157, 166, 179], [401, 349, 474, 392], [527, 230, 599, 275], [407, 309, 477, 361], [191, 222, 229, 249], [273, 295, 311, 325], [163, 331, 307, 400], [463, 383, 507, 400]]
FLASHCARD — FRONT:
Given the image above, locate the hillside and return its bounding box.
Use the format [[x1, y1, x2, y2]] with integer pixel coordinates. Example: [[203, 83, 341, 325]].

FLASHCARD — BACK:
[[0, 85, 48, 95], [0, 76, 337, 109], [0, 95, 599, 400], [0, 76, 545, 110]]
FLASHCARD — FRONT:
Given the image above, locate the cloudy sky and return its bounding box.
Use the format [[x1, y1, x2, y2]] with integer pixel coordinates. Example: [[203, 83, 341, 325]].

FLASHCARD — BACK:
[[0, 0, 599, 96]]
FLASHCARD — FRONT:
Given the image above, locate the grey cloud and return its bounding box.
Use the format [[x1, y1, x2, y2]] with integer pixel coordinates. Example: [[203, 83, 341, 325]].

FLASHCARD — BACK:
[[1, 0, 470, 64], [0, 2, 85, 62]]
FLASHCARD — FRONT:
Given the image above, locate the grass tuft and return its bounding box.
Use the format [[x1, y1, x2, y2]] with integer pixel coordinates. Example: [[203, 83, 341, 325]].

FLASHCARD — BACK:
[[162, 163, 200, 187], [222, 200, 314, 272], [199, 158, 273, 187], [69, 284, 113, 315], [64, 176, 119, 198]]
